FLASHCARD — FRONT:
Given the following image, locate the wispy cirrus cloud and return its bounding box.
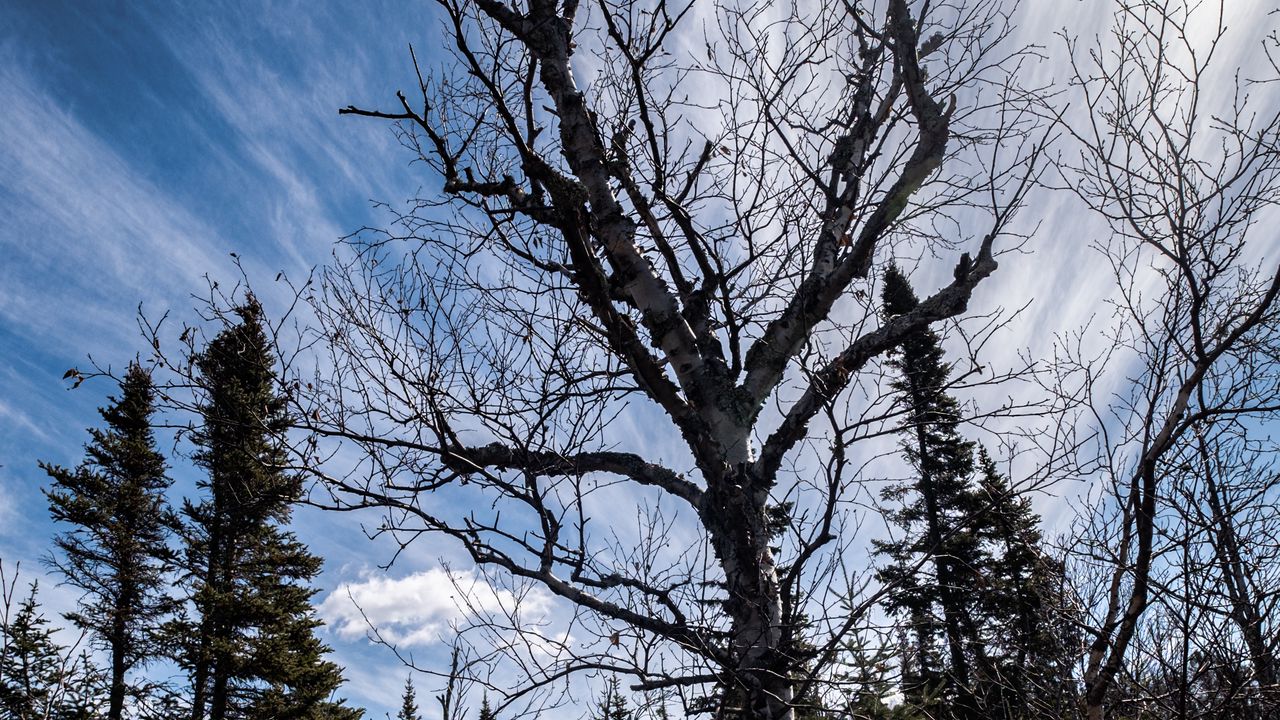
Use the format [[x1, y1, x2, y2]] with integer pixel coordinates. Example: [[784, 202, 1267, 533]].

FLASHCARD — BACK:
[[0, 54, 225, 359]]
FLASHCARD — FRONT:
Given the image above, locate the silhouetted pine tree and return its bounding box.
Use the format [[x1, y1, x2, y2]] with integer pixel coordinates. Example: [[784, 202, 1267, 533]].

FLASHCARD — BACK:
[[833, 632, 922, 720], [971, 450, 1077, 718], [594, 677, 632, 720], [0, 582, 104, 719], [872, 266, 987, 718], [244, 533, 361, 720], [477, 693, 497, 720], [0, 583, 64, 718], [177, 298, 354, 720], [873, 267, 1070, 719], [396, 677, 420, 720], [42, 363, 178, 720], [58, 650, 109, 720]]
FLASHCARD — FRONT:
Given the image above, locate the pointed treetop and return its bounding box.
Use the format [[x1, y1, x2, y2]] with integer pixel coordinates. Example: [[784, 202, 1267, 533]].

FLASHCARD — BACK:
[[595, 677, 631, 720], [882, 264, 920, 318], [397, 675, 421, 720]]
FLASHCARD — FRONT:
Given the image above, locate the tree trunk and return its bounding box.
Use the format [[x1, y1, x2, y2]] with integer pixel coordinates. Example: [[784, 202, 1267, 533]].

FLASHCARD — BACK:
[[1083, 461, 1158, 720], [210, 669, 229, 720], [108, 606, 128, 720], [109, 549, 141, 720], [703, 464, 793, 720], [189, 584, 213, 720], [1201, 445, 1277, 695], [905, 374, 976, 718], [189, 647, 209, 720], [209, 532, 237, 720]]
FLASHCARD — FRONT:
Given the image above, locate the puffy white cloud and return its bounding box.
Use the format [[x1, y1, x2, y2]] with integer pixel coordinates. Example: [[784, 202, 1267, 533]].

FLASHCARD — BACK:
[[319, 567, 553, 648]]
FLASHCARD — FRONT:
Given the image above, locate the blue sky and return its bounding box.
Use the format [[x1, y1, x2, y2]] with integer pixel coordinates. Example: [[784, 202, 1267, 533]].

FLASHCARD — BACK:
[[3, 1, 1279, 719], [0, 1, 462, 715]]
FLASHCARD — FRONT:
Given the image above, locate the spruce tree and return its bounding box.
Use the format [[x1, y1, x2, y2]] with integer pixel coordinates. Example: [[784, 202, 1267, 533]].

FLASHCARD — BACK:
[[873, 267, 1067, 720], [835, 633, 921, 720], [873, 265, 987, 718], [0, 582, 104, 720], [972, 450, 1076, 718], [396, 677, 420, 720], [57, 651, 109, 720], [0, 583, 64, 719], [242, 532, 360, 719], [178, 297, 355, 720], [42, 363, 177, 720], [477, 693, 496, 720], [594, 677, 631, 720]]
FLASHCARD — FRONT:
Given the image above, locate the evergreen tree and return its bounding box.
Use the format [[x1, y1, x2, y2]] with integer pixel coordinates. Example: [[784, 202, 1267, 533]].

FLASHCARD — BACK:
[[242, 535, 359, 720], [594, 677, 632, 720], [42, 363, 178, 720], [0, 583, 64, 719], [834, 632, 922, 720], [873, 266, 988, 718], [970, 450, 1076, 718], [0, 582, 104, 720], [57, 651, 109, 720], [177, 298, 354, 720], [873, 267, 1069, 719], [396, 677, 420, 720], [476, 693, 496, 720]]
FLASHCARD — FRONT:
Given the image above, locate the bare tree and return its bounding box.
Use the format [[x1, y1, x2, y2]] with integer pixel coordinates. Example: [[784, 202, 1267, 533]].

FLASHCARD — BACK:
[[1190, 424, 1280, 704], [1052, 1, 1280, 718], [292, 0, 1042, 717]]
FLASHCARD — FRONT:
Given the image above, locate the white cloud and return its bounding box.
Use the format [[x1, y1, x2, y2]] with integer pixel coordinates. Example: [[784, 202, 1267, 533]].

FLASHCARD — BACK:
[[319, 567, 553, 648]]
